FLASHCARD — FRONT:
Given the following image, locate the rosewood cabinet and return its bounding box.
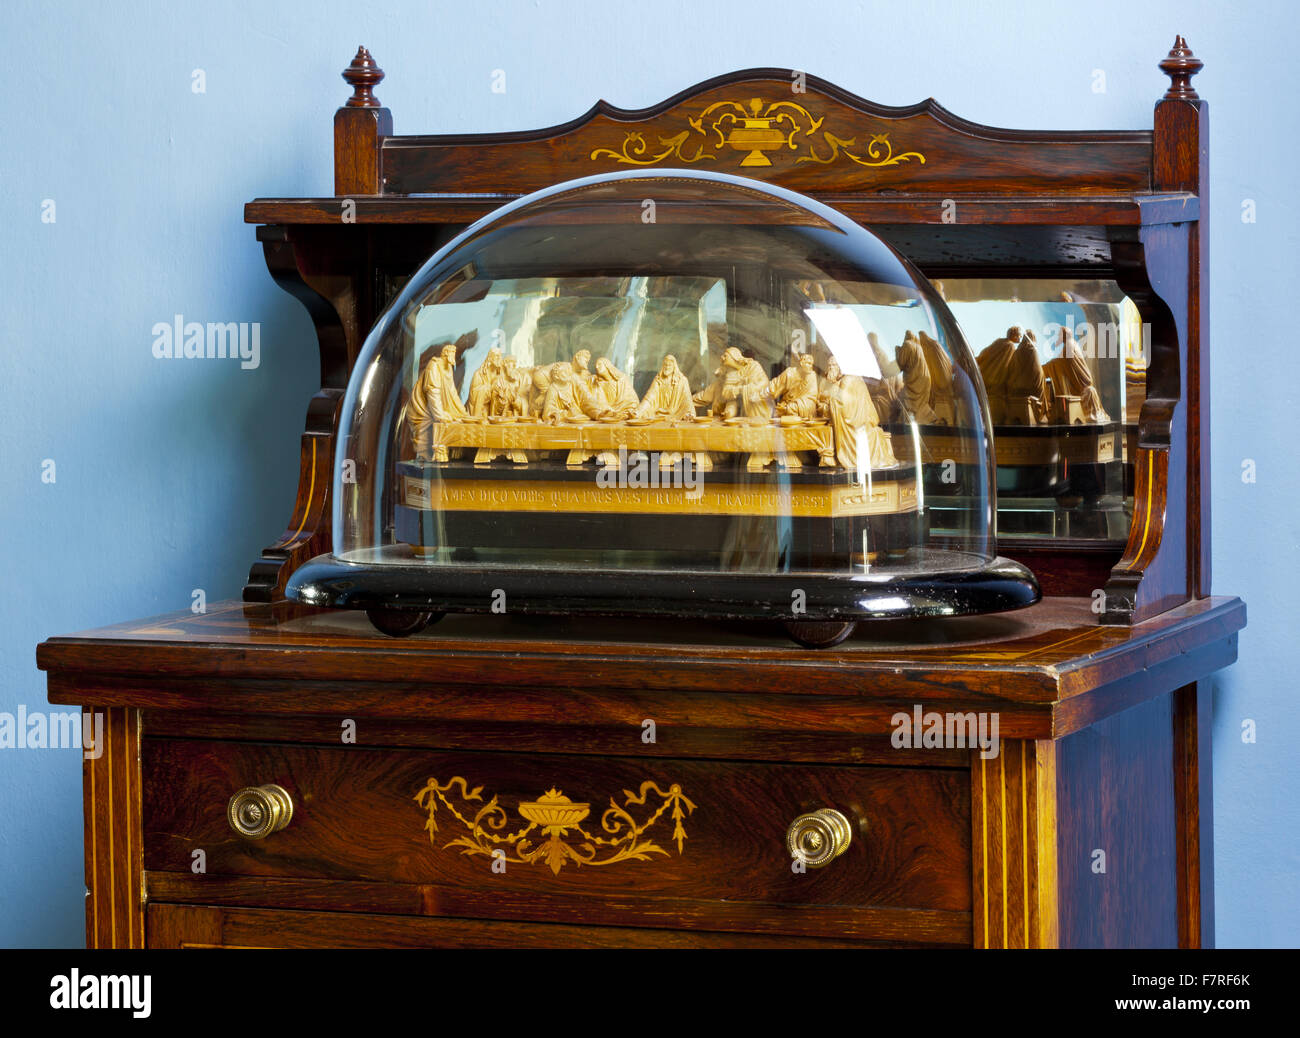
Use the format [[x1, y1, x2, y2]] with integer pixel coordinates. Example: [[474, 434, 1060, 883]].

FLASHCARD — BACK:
[[39, 595, 1240, 948], [38, 38, 1240, 948]]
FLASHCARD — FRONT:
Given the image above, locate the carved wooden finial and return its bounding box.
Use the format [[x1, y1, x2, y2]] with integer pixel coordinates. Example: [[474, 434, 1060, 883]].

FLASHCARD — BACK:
[[342, 46, 385, 107], [1159, 35, 1203, 100]]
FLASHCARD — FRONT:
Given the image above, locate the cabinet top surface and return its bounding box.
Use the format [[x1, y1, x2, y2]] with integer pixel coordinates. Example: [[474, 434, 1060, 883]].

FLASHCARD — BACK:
[[38, 595, 1243, 706]]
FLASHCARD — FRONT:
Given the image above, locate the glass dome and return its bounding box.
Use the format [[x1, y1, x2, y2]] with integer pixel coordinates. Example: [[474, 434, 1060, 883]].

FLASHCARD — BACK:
[[286, 169, 1038, 644]]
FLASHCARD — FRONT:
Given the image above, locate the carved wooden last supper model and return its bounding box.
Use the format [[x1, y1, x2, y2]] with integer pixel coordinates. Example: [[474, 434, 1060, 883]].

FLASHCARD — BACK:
[[244, 40, 1215, 650], [285, 169, 1041, 644]]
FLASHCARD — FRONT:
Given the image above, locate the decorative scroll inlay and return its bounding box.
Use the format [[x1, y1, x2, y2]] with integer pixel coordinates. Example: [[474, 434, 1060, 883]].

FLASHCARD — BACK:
[[798, 131, 924, 168], [590, 96, 926, 170], [589, 130, 713, 166], [415, 777, 696, 875]]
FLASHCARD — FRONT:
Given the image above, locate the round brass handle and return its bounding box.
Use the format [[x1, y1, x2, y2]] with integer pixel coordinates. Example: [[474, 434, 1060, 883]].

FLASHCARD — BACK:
[[787, 808, 853, 868], [227, 784, 294, 839]]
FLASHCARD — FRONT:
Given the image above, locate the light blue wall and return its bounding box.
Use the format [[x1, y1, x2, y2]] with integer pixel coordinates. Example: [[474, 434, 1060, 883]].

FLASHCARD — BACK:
[[1, 0, 1293, 947]]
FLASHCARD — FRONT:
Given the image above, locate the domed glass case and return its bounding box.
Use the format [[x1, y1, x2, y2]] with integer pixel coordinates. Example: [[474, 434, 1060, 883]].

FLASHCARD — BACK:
[[286, 170, 1039, 644]]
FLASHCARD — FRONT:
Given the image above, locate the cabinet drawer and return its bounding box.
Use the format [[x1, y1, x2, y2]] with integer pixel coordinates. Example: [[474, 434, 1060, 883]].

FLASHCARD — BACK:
[[148, 904, 882, 948], [142, 739, 971, 943]]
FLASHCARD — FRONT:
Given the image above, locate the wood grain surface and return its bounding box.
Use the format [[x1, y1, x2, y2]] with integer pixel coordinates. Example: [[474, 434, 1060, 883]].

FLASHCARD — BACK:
[[141, 739, 971, 942], [41, 595, 1244, 742]]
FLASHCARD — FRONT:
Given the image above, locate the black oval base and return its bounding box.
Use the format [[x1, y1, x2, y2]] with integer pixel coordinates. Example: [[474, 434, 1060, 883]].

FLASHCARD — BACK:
[[287, 553, 1040, 647], [783, 620, 858, 648], [365, 608, 445, 638]]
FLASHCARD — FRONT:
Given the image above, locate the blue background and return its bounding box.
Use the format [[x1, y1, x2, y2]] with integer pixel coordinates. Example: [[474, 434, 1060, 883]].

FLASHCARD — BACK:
[[1, 0, 1294, 947]]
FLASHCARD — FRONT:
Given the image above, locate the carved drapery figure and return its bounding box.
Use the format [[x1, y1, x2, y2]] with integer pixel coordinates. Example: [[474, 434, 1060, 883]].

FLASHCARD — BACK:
[[1006, 330, 1049, 425], [1044, 328, 1110, 423], [540, 365, 581, 423], [980, 327, 1058, 426], [867, 375, 903, 424], [467, 347, 503, 416], [571, 348, 595, 390], [820, 359, 897, 472], [635, 354, 695, 420], [693, 346, 768, 419], [917, 331, 956, 425], [490, 355, 531, 417], [693, 357, 730, 417], [767, 353, 821, 419], [541, 363, 610, 423], [531, 349, 596, 414], [409, 342, 468, 461], [736, 353, 774, 417], [592, 357, 640, 419], [976, 326, 1022, 425], [530, 364, 553, 416], [896, 333, 939, 424]]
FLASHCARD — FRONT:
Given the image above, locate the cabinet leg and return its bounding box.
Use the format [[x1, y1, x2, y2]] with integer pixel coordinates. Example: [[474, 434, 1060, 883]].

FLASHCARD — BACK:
[[1173, 681, 1214, 948], [84, 706, 145, 949], [970, 739, 1060, 948]]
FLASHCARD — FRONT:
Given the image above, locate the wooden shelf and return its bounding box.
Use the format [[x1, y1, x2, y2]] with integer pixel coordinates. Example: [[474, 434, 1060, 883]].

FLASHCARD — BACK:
[[245, 192, 1198, 228]]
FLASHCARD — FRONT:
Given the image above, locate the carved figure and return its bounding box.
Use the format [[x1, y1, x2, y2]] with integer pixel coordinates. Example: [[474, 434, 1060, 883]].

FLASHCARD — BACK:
[[693, 346, 769, 419], [409, 341, 468, 461], [592, 357, 640, 419], [768, 353, 821, 419], [635, 354, 695, 420], [820, 359, 897, 471], [896, 332, 939, 424], [1044, 328, 1110, 423], [976, 327, 1022, 424], [468, 347, 503, 416], [917, 331, 956, 425]]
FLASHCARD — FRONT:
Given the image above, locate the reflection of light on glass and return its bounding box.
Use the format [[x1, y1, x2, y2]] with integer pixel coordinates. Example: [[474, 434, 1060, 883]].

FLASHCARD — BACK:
[[357, 358, 380, 409], [701, 279, 726, 364], [855, 426, 874, 574], [909, 418, 924, 514], [508, 295, 542, 368], [621, 276, 652, 377], [861, 596, 909, 612], [805, 306, 882, 379]]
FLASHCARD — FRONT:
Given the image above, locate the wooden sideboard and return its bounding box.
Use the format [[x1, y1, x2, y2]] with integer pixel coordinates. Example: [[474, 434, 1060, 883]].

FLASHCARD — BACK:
[[38, 38, 1239, 950], [38, 594, 1242, 948]]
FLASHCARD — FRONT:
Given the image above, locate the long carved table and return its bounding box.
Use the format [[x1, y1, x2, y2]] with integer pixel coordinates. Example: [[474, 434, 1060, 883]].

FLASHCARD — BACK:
[[431, 417, 838, 470]]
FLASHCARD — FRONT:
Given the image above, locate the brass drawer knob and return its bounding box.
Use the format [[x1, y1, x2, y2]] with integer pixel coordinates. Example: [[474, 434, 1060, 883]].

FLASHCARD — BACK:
[[786, 808, 853, 868], [227, 784, 294, 839]]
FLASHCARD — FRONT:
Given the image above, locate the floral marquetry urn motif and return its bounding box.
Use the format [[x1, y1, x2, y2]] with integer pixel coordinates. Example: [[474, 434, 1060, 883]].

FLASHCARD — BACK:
[[415, 777, 696, 876]]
